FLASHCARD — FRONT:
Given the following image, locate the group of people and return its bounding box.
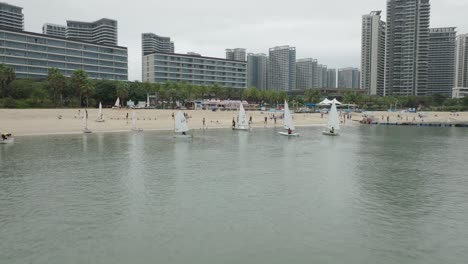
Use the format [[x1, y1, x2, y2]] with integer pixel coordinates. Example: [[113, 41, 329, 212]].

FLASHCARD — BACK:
[[1, 133, 12, 140]]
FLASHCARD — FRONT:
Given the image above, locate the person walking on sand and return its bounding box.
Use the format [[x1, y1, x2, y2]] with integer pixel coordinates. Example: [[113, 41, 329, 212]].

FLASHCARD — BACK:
[[203, 117, 206, 128], [264, 116, 268, 126], [126, 112, 129, 124], [232, 118, 236, 129], [387, 116, 390, 123]]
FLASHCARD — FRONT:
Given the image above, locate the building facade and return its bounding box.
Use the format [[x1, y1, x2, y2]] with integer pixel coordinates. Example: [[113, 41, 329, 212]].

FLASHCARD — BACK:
[[455, 34, 468, 88], [0, 28, 128, 80], [385, 0, 430, 96], [361, 11, 386, 96], [142, 52, 247, 88], [321, 65, 328, 88], [268, 46, 296, 91], [247, 53, 268, 89], [42, 23, 66, 38], [427, 27, 456, 96], [142, 33, 174, 56], [66, 18, 118, 46], [296, 58, 316, 90], [316, 64, 324, 88], [0, 2, 23, 31], [327, 68, 336, 88], [338, 68, 360, 89], [226, 48, 246, 61]]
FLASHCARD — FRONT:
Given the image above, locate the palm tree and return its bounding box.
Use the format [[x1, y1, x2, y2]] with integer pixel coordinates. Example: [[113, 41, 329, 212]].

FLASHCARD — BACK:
[[0, 64, 16, 98], [70, 69, 89, 107], [47, 68, 66, 107]]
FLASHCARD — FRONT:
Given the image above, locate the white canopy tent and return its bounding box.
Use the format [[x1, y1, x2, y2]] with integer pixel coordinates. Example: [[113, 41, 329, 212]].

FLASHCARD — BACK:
[[318, 98, 342, 106]]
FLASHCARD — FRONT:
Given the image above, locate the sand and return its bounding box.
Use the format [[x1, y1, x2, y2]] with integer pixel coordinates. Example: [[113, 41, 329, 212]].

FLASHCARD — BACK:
[[1, 108, 467, 136]]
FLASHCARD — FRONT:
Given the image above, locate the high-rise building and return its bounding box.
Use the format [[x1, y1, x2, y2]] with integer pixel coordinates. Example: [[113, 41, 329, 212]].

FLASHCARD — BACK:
[[66, 18, 118, 46], [142, 33, 174, 56], [327, 69, 337, 88], [338, 68, 360, 89], [317, 64, 324, 88], [268, 46, 296, 91], [296, 58, 316, 90], [0, 28, 128, 80], [143, 52, 247, 88], [361, 11, 386, 96], [385, 0, 430, 96], [226, 48, 246, 61], [321, 65, 328, 88], [427, 27, 456, 96], [0, 2, 23, 30], [455, 34, 468, 89], [42, 23, 67, 38], [247, 53, 268, 89]]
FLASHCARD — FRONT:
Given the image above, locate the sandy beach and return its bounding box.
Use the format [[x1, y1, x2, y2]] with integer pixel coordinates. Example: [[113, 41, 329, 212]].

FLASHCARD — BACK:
[[1, 108, 467, 136]]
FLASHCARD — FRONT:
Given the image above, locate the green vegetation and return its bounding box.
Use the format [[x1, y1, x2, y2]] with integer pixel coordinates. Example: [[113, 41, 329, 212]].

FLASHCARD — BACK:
[[341, 91, 468, 111], [0, 64, 467, 111]]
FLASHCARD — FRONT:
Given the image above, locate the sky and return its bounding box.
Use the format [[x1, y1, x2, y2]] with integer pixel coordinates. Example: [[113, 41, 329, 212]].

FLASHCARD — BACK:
[[12, 0, 468, 81]]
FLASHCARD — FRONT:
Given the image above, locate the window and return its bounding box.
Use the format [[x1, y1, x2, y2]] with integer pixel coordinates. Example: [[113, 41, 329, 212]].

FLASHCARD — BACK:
[[47, 39, 66, 47], [5, 33, 26, 42]]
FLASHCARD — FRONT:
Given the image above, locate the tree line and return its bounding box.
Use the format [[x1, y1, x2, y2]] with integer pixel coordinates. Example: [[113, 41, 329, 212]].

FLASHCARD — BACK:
[[1, 64, 467, 111], [0, 65, 291, 109]]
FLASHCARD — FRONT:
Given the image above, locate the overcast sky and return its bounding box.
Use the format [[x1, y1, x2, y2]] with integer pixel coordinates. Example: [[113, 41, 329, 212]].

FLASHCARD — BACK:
[[13, 0, 468, 81]]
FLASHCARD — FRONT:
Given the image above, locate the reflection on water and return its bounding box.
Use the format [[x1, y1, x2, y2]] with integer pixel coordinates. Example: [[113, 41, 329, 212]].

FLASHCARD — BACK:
[[1, 127, 468, 264]]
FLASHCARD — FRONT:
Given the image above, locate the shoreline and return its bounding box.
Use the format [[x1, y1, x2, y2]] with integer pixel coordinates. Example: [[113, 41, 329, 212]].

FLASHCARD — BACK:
[[12, 124, 329, 138], [1, 109, 467, 138]]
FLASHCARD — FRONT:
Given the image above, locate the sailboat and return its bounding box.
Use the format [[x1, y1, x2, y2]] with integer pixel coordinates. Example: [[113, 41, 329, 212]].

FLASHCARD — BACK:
[[174, 111, 192, 138], [146, 94, 150, 108], [279, 100, 299, 137], [322, 101, 340, 136], [233, 103, 250, 131], [131, 111, 143, 132], [112, 97, 121, 109], [95, 102, 105, 122], [0, 133, 14, 144], [82, 110, 92, 134]]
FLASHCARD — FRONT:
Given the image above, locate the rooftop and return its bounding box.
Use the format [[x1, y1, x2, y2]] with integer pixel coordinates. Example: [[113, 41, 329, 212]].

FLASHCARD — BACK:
[[145, 51, 247, 63], [0, 26, 127, 49]]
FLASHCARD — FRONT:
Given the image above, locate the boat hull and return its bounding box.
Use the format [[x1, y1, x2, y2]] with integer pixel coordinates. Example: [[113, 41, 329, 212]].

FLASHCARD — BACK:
[[322, 131, 339, 136], [95, 119, 105, 123], [0, 138, 14, 144], [233, 126, 250, 131], [131, 128, 143, 132], [174, 134, 193, 139], [82, 129, 93, 134], [279, 132, 299, 137]]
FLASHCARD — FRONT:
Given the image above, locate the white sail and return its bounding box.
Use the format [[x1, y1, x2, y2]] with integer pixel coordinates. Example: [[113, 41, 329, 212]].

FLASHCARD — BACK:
[[238, 103, 248, 127], [283, 100, 295, 130], [98, 102, 102, 116], [327, 102, 340, 130], [146, 94, 150, 107], [114, 97, 120, 108], [174, 111, 189, 133]]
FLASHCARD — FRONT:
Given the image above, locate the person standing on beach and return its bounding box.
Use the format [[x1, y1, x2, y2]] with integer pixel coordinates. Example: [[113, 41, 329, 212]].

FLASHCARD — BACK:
[[387, 116, 390, 123], [172, 112, 174, 120], [264, 116, 267, 126], [232, 118, 236, 129], [126, 113, 129, 124], [203, 117, 206, 128]]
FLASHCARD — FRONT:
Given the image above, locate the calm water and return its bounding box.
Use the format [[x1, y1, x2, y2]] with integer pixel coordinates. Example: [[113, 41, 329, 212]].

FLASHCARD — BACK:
[[1, 126, 468, 264]]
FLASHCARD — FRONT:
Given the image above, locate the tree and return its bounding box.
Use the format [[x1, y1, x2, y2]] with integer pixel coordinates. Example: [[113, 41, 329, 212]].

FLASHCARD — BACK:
[[47, 68, 66, 107], [116, 81, 129, 106], [70, 69, 89, 107], [82, 80, 95, 107], [304, 89, 321, 103], [0, 64, 16, 98]]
